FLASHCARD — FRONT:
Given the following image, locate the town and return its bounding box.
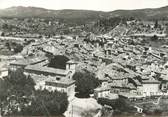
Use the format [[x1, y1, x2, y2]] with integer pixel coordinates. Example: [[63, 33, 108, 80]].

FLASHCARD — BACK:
[[1, 4, 168, 117]]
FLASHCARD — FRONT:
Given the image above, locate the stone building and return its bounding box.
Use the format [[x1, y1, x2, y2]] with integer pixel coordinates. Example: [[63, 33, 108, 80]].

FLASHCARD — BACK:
[[9, 57, 77, 97]]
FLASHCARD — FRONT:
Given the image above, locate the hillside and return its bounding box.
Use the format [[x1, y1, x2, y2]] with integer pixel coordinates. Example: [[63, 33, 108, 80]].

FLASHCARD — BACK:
[[1, 6, 168, 20], [109, 6, 168, 20], [0, 6, 108, 19]]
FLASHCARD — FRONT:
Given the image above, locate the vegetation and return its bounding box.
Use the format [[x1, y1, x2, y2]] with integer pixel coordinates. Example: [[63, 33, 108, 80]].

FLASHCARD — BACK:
[[151, 35, 158, 41], [17, 90, 68, 116], [8, 69, 35, 96], [154, 20, 159, 29], [5, 41, 23, 54], [48, 55, 69, 69], [0, 79, 9, 114], [72, 70, 99, 98], [90, 17, 123, 34], [98, 98, 136, 115], [0, 79, 9, 101], [0, 69, 68, 116]]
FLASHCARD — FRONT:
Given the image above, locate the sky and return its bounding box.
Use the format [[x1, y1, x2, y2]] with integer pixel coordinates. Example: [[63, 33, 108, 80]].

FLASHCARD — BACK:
[[0, 0, 168, 11]]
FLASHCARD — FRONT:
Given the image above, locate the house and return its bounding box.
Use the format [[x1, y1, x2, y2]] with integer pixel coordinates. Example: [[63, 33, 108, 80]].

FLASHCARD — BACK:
[[130, 33, 166, 40], [119, 92, 144, 101], [94, 82, 111, 99], [0, 67, 8, 79], [45, 77, 75, 97], [94, 83, 119, 100], [137, 79, 161, 97], [24, 65, 70, 78], [32, 75, 75, 97], [9, 56, 77, 97], [24, 60, 77, 80], [9, 57, 48, 71], [23, 60, 77, 96]]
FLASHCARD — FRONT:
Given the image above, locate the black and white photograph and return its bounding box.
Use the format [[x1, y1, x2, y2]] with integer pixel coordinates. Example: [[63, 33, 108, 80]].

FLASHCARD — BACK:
[[1, 0, 168, 117]]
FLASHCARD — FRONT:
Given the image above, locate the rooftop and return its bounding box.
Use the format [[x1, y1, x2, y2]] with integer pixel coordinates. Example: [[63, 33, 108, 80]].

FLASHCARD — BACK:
[[66, 60, 77, 64], [25, 65, 69, 76], [119, 92, 145, 99], [10, 57, 47, 66], [31, 74, 49, 83], [94, 85, 111, 92], [130, 33, 166, 37], [142, 79, 160, 84]]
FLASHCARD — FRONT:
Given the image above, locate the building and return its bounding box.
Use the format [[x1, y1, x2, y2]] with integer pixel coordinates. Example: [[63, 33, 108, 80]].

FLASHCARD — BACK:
[[0, 67, 8, 79], [24, 60, 77, 80], [9, 57, 48, 71], [137, 79, 161, 97], [130, 33, 167, 40], [9, 57, 77, 97], [94, 85, 119, 100], [24, 60, 77, 96], [32, 75, 75, 97], [45, 77, 75, 97]]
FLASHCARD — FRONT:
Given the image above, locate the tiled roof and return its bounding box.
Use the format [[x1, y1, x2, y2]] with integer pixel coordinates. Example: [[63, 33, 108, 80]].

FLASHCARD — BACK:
[[94, 86, 111, 92], [131, 33, 166, 37], [10, 57, 47, 66], [66, 60, 77, 64], [142, 79, 160, 84], [25, 65, 69, 76], [119, 92, 145, 99]]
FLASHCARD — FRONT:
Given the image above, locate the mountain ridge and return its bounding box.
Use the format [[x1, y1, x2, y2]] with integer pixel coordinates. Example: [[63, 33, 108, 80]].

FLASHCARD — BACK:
[[1, 5, 168, 20]]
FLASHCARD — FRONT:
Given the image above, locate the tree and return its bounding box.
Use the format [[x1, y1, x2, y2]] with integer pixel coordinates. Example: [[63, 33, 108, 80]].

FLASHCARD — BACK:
[[0, 69, 35, 116], [1, 32, 5, 36], [5, 42, 11, 50], [151, 35, 158, 41], [0, 79, 9, 101], [18, 90, 68, 116], [154, 20, 158, 29], [72, 70, 99, 97], [7, 68, 35, 96], [2, 69, 68, 116], [0, 79, 10, 116], [14, 44, 23, 53], [2, 24, 8, 29], [48, 55, 69, 69]]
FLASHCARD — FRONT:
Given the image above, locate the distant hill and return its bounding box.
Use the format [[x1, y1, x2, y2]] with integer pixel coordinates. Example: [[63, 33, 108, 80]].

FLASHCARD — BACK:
[[1, 6, 168, 20], [109, 6, 168, 20], [0, 6, 108, 19]]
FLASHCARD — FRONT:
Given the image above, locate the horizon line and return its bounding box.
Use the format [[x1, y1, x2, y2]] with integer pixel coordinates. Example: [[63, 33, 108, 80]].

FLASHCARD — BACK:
[[0, 4, 168, 12]]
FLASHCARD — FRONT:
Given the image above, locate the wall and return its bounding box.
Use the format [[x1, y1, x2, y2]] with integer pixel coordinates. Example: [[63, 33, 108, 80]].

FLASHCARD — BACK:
[[139, 83, 160, 96], [95, 90, 110, 98], [44, 84, 75, 97]]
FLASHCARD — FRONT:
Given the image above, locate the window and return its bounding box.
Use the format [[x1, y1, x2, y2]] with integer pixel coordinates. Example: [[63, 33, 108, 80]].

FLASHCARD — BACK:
[[56, 77, 61, 80]]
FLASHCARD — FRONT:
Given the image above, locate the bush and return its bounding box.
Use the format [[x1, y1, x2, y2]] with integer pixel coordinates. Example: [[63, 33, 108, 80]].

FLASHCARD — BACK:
[[14, 44, 23, 53], [18, 90, 68, 116], [48, 55, 69, 69], [0, 69, 35, 116], [7, 69, 35, 96], [151, 35, 158, 41], [73, 70, 99, 98]]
